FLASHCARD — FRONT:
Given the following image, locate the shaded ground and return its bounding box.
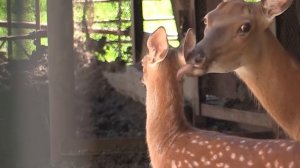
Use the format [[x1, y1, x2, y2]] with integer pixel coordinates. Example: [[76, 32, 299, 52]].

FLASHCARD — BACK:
[[0, 46, 149, 167]]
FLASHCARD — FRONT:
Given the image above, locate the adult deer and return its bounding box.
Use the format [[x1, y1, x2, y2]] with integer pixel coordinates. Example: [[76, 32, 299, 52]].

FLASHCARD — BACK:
[[142, 26, 300, 168], [178, 0, 300, 140]]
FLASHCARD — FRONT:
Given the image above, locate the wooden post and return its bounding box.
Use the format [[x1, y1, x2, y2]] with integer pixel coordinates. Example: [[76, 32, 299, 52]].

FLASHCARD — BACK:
[[6, 0, 12, 58], [35, 0, 41, 47], [131, 0, 143, 62], [47, 0, 75, 164]]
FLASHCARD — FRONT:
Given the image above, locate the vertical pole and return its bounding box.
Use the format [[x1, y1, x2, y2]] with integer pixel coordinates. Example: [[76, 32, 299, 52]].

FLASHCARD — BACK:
[[35, 0, 41, 47], [131, 0, 143, 63], [6, 0, 12, 58], [47, 0, 75, 164], [117, 0, 122, 58], [194, 0, 206, 41]]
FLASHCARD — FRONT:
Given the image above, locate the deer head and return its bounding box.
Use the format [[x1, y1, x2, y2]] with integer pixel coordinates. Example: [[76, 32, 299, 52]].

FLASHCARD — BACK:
[[141, 26, 196, 86], [178, 0, 294, 77]]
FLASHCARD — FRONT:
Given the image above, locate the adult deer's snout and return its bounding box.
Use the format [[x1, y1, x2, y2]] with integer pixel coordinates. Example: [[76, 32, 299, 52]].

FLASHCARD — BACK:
[[186, 43, 207, 65], [177, 49, 207, 81]]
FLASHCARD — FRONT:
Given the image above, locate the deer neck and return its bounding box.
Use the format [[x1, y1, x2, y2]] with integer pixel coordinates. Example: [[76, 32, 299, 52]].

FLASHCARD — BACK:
[[145, 63, 190, 156], [235, 30, 300, 140]]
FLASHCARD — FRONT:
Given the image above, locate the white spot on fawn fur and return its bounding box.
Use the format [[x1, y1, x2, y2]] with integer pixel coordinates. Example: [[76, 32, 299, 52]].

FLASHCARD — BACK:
[[231, 153, 236, 160], [204, 161, 211, 166], [201, 156, 206, 163], [193, 161, 199, 167], [239, 155, 244, 162], [280, 143, 286, 147], [286, 145, 294, 151], [171, 160, 177, 168], [247, 160, 253, 166], [289, 161, 295, 168], [177, 160, 182, 167], [191, 140, 197, 144], [216, 162, 224, 167], [267, 148, 272, 154], [224, 163, 230, 168], [181, 148, 186, 154]]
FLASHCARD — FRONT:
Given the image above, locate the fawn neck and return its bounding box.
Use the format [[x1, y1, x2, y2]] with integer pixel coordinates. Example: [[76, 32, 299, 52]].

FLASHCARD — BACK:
[[235, 30, 300, 140], [145, 55, 190, 158]]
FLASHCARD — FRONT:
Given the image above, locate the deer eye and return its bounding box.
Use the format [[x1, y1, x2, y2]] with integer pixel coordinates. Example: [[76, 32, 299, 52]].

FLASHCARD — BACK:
[[239, 22, 251, 34]]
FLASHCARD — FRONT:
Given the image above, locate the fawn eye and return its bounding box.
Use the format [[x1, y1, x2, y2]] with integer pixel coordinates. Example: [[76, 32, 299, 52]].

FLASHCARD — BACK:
[[239, 22, 251, 34]]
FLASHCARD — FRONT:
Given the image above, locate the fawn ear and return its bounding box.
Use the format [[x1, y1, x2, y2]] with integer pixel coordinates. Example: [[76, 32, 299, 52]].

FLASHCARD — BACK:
[[178, 28, 196, 66], [147, 26, 169, 63], [261, 0, 293, 22]]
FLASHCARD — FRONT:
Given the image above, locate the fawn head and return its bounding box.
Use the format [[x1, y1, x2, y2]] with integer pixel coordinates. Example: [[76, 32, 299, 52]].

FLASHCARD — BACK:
[[141, 27, 196, 87], [178, 0, 293, 77]]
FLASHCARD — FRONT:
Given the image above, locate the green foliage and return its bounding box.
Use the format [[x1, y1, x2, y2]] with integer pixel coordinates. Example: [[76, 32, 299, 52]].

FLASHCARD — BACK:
[[74, 1, 133, 63], [0, 0, 6, 20], [0, 0, 178, 63], [0, 0, 47, 59]]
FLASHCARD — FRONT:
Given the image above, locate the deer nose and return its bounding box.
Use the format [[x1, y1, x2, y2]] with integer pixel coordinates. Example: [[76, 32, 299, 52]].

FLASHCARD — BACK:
[[194, 55, 204, 63], [187, 46, 206, 65]]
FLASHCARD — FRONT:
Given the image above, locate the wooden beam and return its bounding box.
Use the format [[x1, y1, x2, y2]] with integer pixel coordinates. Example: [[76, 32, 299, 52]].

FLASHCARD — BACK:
[[35, 0, 41, 47], [0, 30, 47, 41], [74, 0, 130, 3], [47, 0, 75, 164], [194, 0, 206, 41], [61, 137, 146, 156], [131, 0, 144, 62], [6, 0, 12, 58], [0, 21, 47, 29], [201, 104, 273, 128]]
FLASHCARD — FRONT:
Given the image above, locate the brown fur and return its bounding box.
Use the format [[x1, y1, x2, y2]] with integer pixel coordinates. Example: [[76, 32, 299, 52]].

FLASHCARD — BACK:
[[142, 27, 300, 168], [179, 0, 300, 140]]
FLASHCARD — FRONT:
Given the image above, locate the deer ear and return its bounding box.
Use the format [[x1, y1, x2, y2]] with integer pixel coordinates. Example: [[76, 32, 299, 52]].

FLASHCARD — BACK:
[[178, 28, 196, 66], [147, 26, 169, 63], [261, 0, 293, 21]]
